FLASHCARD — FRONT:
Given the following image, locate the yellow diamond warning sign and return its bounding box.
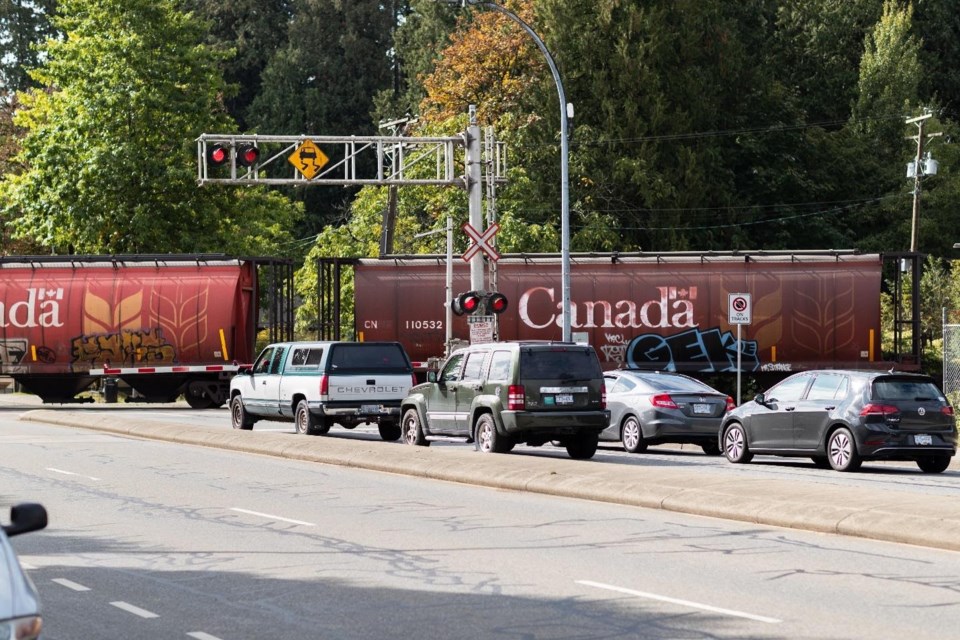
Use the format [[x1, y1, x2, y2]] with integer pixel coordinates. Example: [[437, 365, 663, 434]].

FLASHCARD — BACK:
[[288, 139, 329, 179]]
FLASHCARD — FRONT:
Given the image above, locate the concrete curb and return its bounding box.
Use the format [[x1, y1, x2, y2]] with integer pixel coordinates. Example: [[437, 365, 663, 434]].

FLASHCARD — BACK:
[[19, 409, 960, 552]]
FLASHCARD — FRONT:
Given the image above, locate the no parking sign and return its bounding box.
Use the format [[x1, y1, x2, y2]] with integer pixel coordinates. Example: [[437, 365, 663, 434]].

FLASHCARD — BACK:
[[728, 293, 752, 325]]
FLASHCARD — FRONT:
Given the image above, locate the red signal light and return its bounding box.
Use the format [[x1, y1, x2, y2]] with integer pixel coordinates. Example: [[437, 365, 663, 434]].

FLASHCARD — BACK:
[[487, 292, 508, 314], [207, 144, 228, 167], [237, 144, 260, 167], [452, 291, 482, 316]]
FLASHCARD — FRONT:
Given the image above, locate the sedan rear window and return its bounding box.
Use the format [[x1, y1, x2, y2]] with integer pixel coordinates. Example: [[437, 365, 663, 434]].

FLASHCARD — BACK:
[[638, 374, 715, 393]]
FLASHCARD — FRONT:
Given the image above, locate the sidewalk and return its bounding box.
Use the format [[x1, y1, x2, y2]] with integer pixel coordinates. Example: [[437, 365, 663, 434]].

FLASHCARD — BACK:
[[18, 408, 960, 553]]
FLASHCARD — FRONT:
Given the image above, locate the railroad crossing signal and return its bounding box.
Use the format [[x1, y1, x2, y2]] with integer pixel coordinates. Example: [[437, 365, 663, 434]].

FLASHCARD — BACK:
[[451, 290, 508, 316], [461, 222, 500, 262], [288, 139, 329, 179]]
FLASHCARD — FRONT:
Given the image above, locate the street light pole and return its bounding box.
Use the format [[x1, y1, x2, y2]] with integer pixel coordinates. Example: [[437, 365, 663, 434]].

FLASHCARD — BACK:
[[442, 0, 572, 342]]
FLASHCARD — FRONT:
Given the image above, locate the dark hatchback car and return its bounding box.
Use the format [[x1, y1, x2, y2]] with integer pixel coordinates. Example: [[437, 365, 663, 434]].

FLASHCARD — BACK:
[[720, 370, 957, 472], [601, 370, 734, 455]]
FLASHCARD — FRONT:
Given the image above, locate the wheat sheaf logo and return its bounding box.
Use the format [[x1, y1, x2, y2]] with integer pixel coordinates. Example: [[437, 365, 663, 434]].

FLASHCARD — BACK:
[[71, 285, 209, 365]]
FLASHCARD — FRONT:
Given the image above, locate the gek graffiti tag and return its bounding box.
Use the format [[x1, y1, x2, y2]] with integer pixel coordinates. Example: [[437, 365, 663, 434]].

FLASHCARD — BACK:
[[625, 326, 760, 373]]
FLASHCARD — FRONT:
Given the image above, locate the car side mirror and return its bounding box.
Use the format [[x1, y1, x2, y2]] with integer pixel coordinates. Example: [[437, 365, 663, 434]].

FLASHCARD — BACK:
[[754, 393, 766, 405], [427, 371, 438, 383], [3, 503, 47, 537]]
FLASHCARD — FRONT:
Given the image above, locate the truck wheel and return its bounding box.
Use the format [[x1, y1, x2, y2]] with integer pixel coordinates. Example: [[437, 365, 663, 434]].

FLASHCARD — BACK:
[[296, 400, 327, 436], [401, 408, 429, 446], [566, 432, 599, 459], [230, 396, 255, 430], [378, 421, 401, 441]]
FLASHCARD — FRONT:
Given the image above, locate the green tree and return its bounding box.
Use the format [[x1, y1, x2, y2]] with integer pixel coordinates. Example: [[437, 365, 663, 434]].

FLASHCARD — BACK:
[[0, 0, 301, 255], [249, 0, 397, 238], [183, 0, 293, 131], [0, 0, 59, 98]]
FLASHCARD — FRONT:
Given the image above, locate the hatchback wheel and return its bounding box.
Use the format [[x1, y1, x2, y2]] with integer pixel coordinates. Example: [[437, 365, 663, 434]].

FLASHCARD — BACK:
[[827, 427, 862, 472], [916, 455, 952, 474], [620, 416, 647, 453], [401, 408, 429, 446], [723, 423, 753, 463]]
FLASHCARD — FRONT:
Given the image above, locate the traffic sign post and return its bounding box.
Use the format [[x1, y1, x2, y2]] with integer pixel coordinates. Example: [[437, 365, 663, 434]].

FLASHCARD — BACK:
[[728, 293, 752, 406]]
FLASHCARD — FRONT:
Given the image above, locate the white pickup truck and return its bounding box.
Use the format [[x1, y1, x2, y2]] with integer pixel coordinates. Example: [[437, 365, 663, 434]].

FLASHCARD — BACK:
[[228, 341, 416, 440]]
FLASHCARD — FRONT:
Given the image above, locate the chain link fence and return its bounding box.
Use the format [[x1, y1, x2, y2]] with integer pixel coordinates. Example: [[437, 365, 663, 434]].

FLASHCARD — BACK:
[[943, 310, 960, 406]]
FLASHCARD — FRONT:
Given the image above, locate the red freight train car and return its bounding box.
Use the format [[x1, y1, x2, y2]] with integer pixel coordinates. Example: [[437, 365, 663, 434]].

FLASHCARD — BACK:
[[344, 252, 915, 377], [0, 255, 292, 405]]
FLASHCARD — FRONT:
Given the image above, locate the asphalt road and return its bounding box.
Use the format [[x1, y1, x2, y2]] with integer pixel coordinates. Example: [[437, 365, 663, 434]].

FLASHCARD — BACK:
[[7, 394, 960, 552], [5, 417, 960, 640]]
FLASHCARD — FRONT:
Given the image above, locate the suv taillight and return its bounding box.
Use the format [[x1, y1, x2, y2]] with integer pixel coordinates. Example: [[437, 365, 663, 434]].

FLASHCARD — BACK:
[[412, 373, 418, 387], [725, 396, 736, 412], [601, 383, 606, 410], [319, 374, 329, 398], [651, 394, 678, 409], [859, 403, 899, 417], [508, 385, 525, 410]]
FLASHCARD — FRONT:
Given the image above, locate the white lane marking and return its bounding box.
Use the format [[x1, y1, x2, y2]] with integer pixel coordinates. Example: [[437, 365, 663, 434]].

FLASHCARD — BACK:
[[52, 578, 90, 592], [576, 580, 782, 624], [110, 601, 159, 619], [20, 562, 36, 570], [230, 507, 316, 527], [187, 633, 224, 640], [47, 467, 100, 481]]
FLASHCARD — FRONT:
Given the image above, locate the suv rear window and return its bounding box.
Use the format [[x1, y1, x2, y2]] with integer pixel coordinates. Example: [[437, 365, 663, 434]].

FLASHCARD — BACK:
[[328, 343, 412, 374], [520, 347, 601, 379], [873, 378, 945, 402]]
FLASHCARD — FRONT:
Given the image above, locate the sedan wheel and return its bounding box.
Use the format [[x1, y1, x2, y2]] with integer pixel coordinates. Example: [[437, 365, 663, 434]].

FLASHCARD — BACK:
[[827, 427, 862, 472], [620, 416, 647, 453], [916, 454, 951, 474], [723, 423, 753, 463]]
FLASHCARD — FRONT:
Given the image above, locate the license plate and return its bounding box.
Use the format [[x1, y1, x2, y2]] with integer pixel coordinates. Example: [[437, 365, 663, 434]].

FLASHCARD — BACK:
[[915, 434, 933, 446], [693, 403, 712, 415], [555, 394, 574, 405], [360, 404, 382, 414]]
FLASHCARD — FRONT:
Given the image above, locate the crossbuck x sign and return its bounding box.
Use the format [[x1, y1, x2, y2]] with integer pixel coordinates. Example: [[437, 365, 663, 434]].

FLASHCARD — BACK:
[[461, 222, 501, 262]]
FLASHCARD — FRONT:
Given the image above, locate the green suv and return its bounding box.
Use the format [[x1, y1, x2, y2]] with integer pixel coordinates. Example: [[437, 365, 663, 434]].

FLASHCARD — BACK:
[[400, 341, 610, 459]]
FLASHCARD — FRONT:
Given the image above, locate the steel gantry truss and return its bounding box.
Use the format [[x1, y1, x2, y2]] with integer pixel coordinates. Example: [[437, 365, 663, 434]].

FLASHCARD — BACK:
[[196, 132, 507, 188]]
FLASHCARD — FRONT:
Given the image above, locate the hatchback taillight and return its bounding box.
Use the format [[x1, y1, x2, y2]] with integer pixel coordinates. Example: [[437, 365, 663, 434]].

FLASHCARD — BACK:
[[319, 374, 329, 398], [508, 385, 525, 410], [725, 396, 736, 412], [942, 406, 955, 416], [859, 403, 899, 417], [651, 394, 678, 409], [412, 373, 418, 387]]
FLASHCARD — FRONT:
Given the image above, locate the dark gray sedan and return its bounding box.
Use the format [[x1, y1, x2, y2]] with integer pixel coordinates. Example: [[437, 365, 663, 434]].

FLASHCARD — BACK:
[[601, 370, 734, 455]]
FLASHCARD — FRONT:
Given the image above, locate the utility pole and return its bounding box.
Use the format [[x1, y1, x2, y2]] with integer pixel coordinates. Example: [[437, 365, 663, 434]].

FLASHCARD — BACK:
[[906, 112, 941, 252]]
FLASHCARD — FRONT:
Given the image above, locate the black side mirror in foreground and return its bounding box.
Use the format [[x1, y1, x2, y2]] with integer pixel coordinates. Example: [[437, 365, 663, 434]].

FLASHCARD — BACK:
[[3, 503, 48, 537], [754, 393, 766, 405]]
